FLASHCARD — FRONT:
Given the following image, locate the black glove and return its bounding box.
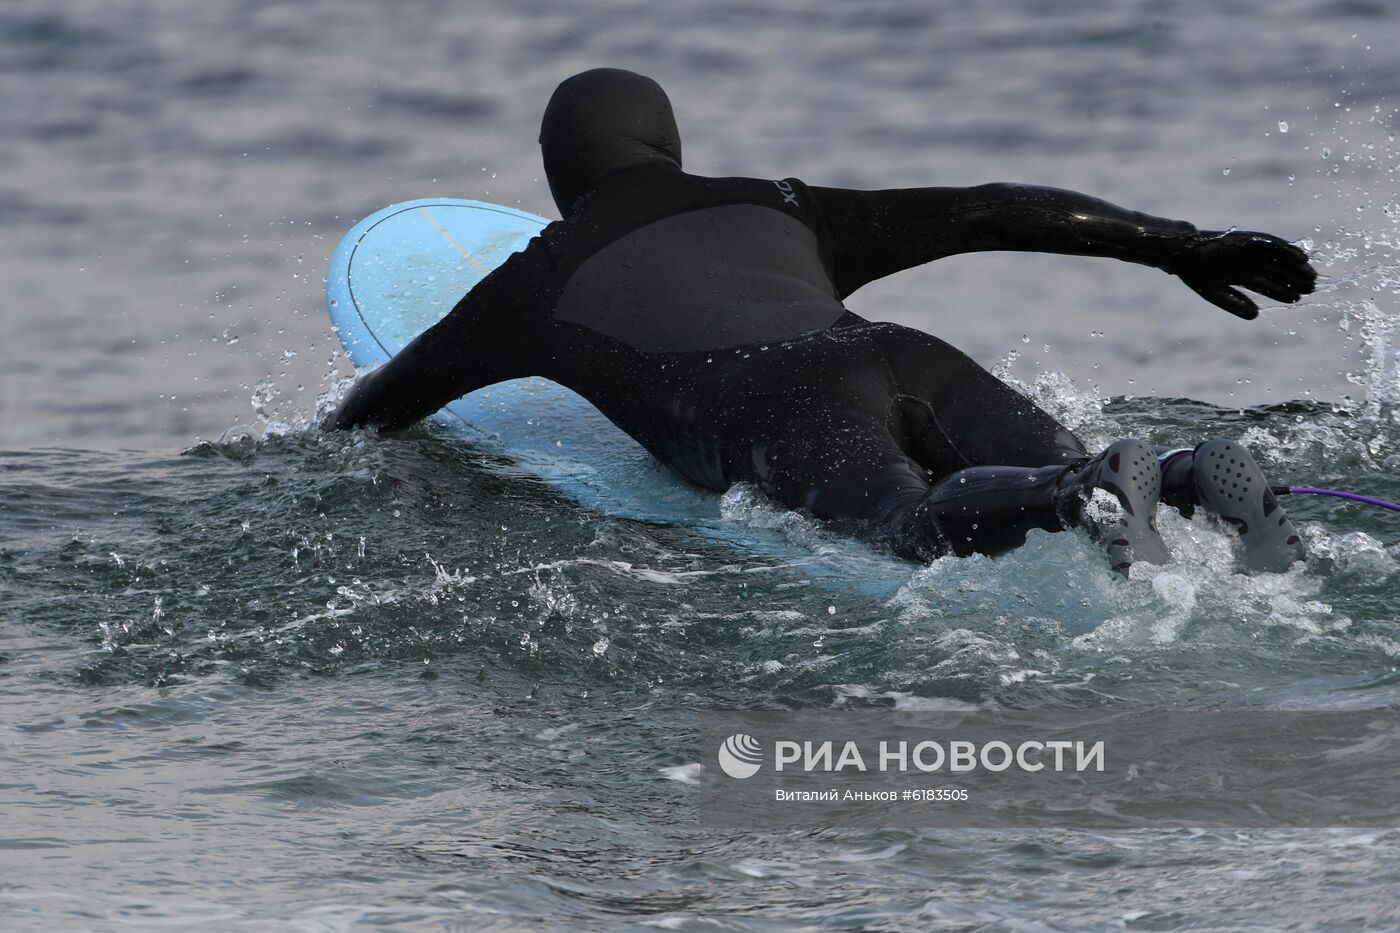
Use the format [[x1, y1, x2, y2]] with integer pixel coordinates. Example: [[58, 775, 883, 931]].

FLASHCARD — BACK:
[[1167, 230, 1318, 320]]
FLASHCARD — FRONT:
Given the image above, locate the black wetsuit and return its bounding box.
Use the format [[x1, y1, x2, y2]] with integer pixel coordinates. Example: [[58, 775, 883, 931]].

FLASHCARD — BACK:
[[333, 68, 1317, 561]]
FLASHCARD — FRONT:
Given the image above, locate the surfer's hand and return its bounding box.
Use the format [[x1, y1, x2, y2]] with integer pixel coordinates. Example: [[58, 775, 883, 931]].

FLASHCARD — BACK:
[[1169, 230, 1317, 320]]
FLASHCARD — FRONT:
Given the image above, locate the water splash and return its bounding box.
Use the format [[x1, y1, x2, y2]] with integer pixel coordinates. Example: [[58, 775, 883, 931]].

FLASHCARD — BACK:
[[1306, 103, 1400, 419]]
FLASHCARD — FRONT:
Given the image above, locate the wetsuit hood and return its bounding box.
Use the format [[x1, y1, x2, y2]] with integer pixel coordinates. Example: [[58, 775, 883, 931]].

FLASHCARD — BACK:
[[539, 68, 682, 218]]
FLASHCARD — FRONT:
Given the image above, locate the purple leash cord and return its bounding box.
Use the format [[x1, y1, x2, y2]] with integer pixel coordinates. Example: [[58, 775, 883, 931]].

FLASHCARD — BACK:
[[1273, 486, 1400, 513]]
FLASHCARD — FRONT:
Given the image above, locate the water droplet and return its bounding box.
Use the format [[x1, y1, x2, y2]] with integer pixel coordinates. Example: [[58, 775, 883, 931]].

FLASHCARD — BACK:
[[1278, 120, 1290, 133]]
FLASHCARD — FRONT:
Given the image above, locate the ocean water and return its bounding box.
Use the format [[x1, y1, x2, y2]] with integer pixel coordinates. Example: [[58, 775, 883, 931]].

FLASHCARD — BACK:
[[5, 0, 1400, 929]]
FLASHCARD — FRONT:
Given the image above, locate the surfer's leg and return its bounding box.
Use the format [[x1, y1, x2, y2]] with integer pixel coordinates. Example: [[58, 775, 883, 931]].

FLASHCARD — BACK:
[[849, 323, 1167, 569], [718, 324, 1162, 567], [868, 323, 1087, 475], [862, 325, 1295, 569], [752, 408, 1165, 569], [714, 327, 1060, 558], [912, 439, 1169, 570], [748, 410, 1057, 560]]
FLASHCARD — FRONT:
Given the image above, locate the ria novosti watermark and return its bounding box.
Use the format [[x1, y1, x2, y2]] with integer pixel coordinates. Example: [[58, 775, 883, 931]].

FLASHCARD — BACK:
[[698, 711, 1400, 828], [718, 733, 1104, 779]]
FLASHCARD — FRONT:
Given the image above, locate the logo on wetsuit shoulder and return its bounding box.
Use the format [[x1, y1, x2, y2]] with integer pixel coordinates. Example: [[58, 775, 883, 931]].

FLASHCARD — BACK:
[[772, 179, 799, 208]]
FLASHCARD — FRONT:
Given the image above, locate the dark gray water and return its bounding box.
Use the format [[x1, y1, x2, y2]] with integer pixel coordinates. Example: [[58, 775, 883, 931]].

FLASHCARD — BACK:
[[5, 0, 1400, 929]]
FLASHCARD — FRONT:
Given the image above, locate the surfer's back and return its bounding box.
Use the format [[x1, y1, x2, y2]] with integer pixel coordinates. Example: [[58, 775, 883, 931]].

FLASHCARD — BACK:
[[539, 163, 846, 354]]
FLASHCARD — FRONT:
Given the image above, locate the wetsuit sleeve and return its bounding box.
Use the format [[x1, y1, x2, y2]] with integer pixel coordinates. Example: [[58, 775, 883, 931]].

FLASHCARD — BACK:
[[330, 247, 541, 432], [809, 183, 1198, 298]]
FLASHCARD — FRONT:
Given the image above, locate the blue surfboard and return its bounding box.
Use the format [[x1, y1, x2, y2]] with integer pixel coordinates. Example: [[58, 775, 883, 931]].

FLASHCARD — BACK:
[[326, 198, 912, 594]]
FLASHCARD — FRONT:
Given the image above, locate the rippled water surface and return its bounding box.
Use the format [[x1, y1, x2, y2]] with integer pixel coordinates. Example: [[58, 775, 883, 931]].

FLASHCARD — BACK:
[[6, 0, 1400, 929], [8, 396, 1400, 929]]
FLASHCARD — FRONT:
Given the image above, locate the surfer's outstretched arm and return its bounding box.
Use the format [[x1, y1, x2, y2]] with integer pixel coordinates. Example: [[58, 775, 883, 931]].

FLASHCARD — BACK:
[[330, 252, 534, 432], [811, 183, 1316, 319]]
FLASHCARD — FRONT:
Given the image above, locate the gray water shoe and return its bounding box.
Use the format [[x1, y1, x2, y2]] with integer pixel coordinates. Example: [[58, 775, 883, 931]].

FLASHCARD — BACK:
[[1191, 438, 1304, 573]]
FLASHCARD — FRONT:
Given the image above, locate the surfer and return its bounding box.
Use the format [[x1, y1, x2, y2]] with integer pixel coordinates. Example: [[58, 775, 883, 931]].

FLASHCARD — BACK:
[[332, 68, 1318, 574]]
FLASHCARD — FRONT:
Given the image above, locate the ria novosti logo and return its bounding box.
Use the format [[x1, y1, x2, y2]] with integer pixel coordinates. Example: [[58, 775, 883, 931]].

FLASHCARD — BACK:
[[715, 733, 1107, 780], [717, 733, 763, 779]]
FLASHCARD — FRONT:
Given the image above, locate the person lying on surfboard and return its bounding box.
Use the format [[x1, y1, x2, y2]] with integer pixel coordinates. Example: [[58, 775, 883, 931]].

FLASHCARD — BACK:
[[333, 67, 1319, 574]]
